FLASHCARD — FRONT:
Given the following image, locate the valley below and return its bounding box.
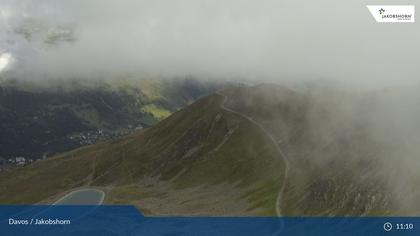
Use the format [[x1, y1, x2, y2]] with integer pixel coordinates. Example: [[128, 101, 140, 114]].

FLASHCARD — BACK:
[[1, 83, 420, 217], [0, 78, 220, 164]]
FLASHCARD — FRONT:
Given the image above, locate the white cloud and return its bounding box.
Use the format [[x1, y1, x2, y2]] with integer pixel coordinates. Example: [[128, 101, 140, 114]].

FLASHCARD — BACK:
[[0, 0, 419, 86], [0, 53, 12, 73]]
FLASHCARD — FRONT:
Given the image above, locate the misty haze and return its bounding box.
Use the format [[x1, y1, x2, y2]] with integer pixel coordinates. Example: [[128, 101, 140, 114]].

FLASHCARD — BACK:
[[1, 0, 420, 222]]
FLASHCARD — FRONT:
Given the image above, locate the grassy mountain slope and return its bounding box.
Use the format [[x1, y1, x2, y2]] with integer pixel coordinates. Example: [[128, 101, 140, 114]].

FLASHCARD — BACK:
[[0, 93, 285, 216], [0, 78, 221, 159], [2, 84, 419, 216]]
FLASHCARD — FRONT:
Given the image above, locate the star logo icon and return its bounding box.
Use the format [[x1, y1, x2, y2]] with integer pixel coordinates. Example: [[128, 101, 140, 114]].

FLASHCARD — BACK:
[[379, 8, 385, 14]]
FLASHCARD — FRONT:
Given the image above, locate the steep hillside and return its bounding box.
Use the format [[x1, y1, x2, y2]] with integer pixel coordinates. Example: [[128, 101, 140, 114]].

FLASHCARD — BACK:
[[2, 84, 419, 217], [0, 78, 221, 160], [0, 93, 285, 216], [224, 84, 420, 216]]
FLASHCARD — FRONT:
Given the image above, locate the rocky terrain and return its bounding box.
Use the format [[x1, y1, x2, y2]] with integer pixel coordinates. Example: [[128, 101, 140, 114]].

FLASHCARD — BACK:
[[1, 84, 419, 217]]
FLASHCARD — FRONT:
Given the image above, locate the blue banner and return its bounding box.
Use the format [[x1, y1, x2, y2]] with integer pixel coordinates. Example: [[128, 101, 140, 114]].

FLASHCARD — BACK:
[[0, 205, 418, 235]]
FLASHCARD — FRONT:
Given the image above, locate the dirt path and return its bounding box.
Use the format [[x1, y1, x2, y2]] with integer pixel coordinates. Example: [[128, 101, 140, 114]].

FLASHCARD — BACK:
[[217, 92, 290, 217]]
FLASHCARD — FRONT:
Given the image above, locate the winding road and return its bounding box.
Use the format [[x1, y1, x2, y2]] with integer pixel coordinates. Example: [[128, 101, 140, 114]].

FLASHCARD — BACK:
[[217, 92, 290, 217]]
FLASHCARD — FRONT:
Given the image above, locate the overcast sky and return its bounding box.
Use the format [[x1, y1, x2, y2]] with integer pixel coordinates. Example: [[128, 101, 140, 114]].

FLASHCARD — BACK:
[[0, 0, 419, 86]]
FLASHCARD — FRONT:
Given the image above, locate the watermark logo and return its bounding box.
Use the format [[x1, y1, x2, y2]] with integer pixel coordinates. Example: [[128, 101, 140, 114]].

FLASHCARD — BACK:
[[367, 5, 415, 23], [379, 8, 385, 15]]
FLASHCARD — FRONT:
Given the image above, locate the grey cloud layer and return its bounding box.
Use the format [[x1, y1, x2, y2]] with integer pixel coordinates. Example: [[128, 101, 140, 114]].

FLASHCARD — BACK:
[[0, 0, 419, 85]]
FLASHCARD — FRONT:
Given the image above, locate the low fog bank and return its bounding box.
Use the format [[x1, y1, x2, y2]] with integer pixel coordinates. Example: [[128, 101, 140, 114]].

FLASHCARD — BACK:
[[303, 85, 420, 213], [0, 0, 419, 89], [225, 83, 420, 214]]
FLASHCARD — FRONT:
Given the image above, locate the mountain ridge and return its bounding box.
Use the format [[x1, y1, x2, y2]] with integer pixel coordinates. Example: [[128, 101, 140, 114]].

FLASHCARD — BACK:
[[0, 89, 285, 216], [1, 84, 420, 216], [0, 78, 221, 160]]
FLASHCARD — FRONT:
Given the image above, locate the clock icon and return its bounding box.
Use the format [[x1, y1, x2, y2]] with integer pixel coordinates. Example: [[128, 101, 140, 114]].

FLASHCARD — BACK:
[[384, 222, 393, 232]]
